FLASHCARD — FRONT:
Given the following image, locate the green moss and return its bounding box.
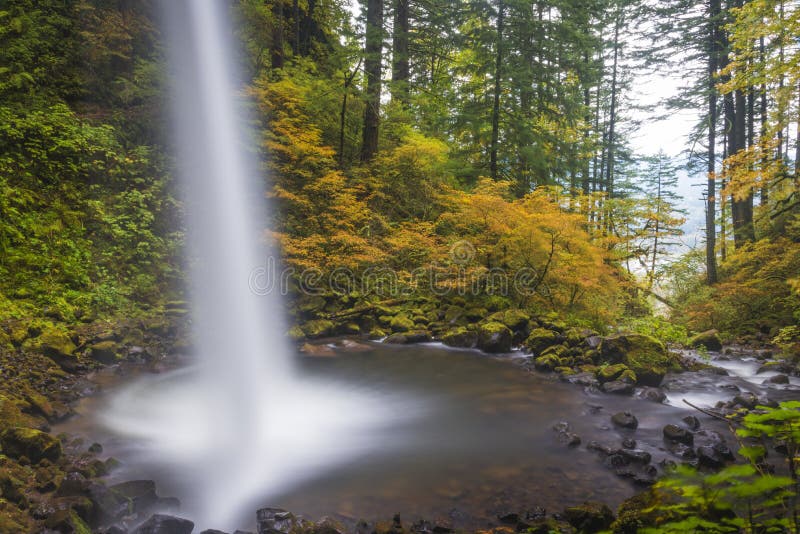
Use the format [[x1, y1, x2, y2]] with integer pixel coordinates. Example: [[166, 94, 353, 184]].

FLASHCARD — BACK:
[[597, 363, 629, 382], [301, 319, 334, 339], [534, 353, 562, 371], [0, 427, 62, 463], [389, 314, 415, 332], [287, 325, 305, 341], [22, 325, 76, 361], [441, 326, 477, 348], [599, 333, 677, 387], [525, 328, 561, 354], [88, 340, 120, 363]]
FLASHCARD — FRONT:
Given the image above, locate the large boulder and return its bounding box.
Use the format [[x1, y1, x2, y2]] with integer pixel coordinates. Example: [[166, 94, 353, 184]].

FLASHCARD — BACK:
[[688, 329, 723, 351], [441, 327, 478, 348], [599, 334, 676, 387], [524, 328, 561, 355], [133, 514, 194, 534], [0, 427, 62, 463], [476, 322, 513, 353], [24, 326, 77, 370], [88, 340, 121, 363], [563, 502, 614, 532], [488, 309, 531, 339]]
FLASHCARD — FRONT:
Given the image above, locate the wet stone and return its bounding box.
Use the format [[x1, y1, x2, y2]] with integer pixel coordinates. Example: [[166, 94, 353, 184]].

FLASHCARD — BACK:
[[663, 424, 694, 445], [621, 438, 637, 450], [611, 411, 638, 430], [682, 415, 701, 430]]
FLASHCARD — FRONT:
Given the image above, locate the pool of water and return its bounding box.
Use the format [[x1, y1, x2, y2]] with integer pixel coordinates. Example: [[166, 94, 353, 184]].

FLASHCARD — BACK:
[[56, 342, 735, 532]]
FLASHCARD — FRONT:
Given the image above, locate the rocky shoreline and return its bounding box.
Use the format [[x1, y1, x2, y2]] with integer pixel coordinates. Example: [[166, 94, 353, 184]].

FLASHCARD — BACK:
[[1, 297, 796, 533]]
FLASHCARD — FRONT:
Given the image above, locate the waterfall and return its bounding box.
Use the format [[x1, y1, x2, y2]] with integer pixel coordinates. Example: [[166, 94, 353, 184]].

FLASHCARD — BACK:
[[97, 2, 420, 531]]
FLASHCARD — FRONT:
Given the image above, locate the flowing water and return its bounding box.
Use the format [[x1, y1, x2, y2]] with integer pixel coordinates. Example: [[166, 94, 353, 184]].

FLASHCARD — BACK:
[[59, 342, 698, 532]]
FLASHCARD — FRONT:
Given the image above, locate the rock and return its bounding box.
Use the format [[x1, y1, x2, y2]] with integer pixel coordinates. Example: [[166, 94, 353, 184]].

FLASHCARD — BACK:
[[88, 341, 121, 363], [598, 333, 675, 386], [601, 380, 634, 395], [110, 480, 159, 515], [696, 446, 725, 468], [476, 321, 513, 353], [257, 507, 298, 534], [688, 330, 723, 351], [663, 424, 694, 445], [619, 449, 651, 464], [564, 372, 599, 388], [440, 327, 477, 348], [764, 374, 790, 385], [621, 438, 636, 450], [300, 343, 336, 357], [25, 326, 78, 370], [667, 442, 696, 460], [0, 427, 62, 463], [497, 511, 520, 524], [524, 328, 561, 355], [55, 472, 90, 497], [443, 305, 465, 323], [682, 415, 701, 430], [301, 320, 334, 339], [44, 509, 92, 534], [557, 431, 582, 447], [733, 392, 758, 410], [586, 335, 603, 349], [489, 309, 531, 332], [88, 482, 129, 524], [597, 363, 629, 382], [133, 514, 194, 534], [389, 315, 415, 333], [563, 502, 614, 532], [534, 354, 562, 372], [611, 412, 638, 430], [200, 530, 231, 534]]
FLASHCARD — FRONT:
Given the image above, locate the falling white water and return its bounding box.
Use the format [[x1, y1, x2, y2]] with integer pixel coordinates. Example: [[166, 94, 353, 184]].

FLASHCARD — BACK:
[[98, 1, 422, 530]]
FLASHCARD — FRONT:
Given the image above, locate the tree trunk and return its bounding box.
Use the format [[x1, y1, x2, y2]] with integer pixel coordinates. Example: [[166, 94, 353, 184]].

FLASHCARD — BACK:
[[605, 13, 621, 198], [360, 0, 383, 162], [490, 0, 505, 180], [706, 0, 720, 284], [391, 0, 410, 105]]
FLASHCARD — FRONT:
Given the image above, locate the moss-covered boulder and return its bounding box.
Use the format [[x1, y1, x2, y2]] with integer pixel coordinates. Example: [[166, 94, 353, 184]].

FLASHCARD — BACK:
[[476, 321, 513, 353], [441, 327, 478, 348], [564, 501, 614, 532], [689, 329, 723, 351], [24, 326, 77, 369], [524, 328, 561, 355], [443, 305, 466, 323], [534, 354, 562, 372], [599, 333, 676, 387], [0, 427, 62, 463], [301, 319, 335, 339], [389, 314, 415, 332], [287, 325, 305, 341], [384, 330, 432, 344], [88, 341, 121, 364], [597, 363, 630, 383]]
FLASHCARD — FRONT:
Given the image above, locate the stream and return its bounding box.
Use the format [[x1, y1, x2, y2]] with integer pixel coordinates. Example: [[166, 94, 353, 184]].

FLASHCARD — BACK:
[[51, 341, 800, 533]]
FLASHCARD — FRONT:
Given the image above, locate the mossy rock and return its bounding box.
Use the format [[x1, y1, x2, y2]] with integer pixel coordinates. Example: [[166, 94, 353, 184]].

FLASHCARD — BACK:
[[341, 322, 362, 335], [564, 501, 614, 532], [0, 427, 62, 463], [6, 321, 29, 346], [542, 344, 568, 359], [368, 328, 388, 340], [597, 363, 630, 383], [599, 333, 676, 387], [301, 319, 335, 339], [88, 341, 121, 364], [555, 366, 576, 376], [688, 329, 723, 351], [619, 369, 637, 384], [525, 328, 561, 355], [287, 325, 305, 341], [443, 305, 466, 323], [297, 295, 327, 315], [483, 295, 512, 312], [0, 471, 26, 505], [377, 315, 394, 327], [476, 321, 513, 353], [611, 489, 661, 533], [23, 326, 76, 365], [534, 353, 562, 372], [45, 509, 92, 534], [564, 327, 589, 347], [441, 327, 478, 348], [464, 307, 487, 322], [20, 385, 55, 420], [0, 395, 38, 428], [389, 315, 415, 333], [489, 309, 531, 333]]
